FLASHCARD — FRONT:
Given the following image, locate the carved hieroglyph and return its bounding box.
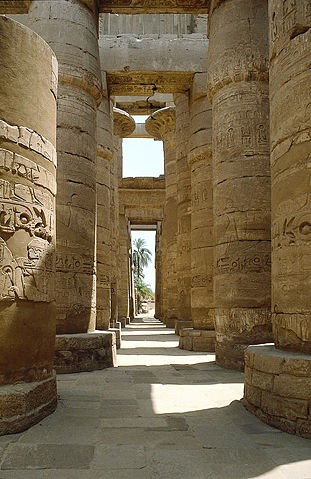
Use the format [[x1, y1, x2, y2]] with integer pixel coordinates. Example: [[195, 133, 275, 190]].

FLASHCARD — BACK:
[[188, 73, 214, 332], [208, 0, 272, 369], [0, 17, 57, 387], [174, 93, 192, 328], [269, 0, 311, 353], [27, 0, 102, 334], [96, 98, 114, 330], [145, 107, 178, 325]]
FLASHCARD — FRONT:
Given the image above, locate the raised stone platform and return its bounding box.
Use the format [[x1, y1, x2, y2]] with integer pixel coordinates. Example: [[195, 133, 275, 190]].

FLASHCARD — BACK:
[[179, 328, 216, 352], [109, 327, 122, 349], [175, 320, 193, 335], [54, 332, 117, 374], [0, 374, 57, 436], [243, 345, 311, 439]]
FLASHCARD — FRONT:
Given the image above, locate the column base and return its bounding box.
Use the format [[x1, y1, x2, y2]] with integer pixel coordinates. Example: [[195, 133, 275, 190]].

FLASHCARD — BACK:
[[54, 332, 117, 374], [109, 327, 121, 349], [0, 374, 57, 436], [175, 320, 193, 335], [119, 317, 128, 328], [179, 328, 216, 352], [215, 341, 250, 371], [165, 318, 177, 329], [243, 345, 311, 439]]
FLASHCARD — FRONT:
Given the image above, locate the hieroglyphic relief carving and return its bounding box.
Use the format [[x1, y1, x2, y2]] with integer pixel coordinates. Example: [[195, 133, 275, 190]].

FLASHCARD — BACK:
[[0, 148, 55, 302], [0, 120, 57, 166]]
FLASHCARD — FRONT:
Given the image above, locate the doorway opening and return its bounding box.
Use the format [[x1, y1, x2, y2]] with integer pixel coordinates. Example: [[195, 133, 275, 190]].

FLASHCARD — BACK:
[[131, 226, 156, 317]]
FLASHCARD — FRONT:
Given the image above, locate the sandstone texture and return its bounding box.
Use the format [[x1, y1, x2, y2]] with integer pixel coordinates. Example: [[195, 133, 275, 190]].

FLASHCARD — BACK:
[[0, 16, 58, 432], [208, 0, 272, 370], [54, 332, 117, 374], [244, 345, 311, 438]]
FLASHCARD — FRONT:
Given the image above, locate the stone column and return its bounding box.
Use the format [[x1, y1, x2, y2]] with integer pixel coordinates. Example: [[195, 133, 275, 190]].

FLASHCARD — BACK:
[[207, 0, 272, 370], [113, 108, 135, 326], [244, 1, 311, 438], [96, 82, 114, 330], [110, 135, 121, 327], [0, 17, 57, 435], [28, 0, 116, 373], [145, 107, 178, 328], [174, 93, 192, 334], [179, 73, 216, 352], [155, 222, 163, 321]]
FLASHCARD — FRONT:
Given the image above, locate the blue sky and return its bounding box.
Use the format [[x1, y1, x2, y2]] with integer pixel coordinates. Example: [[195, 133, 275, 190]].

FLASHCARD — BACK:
[[125, 116, 162, 292]]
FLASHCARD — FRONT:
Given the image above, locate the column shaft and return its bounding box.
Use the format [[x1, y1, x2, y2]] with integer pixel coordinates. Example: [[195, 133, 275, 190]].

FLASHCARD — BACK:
[[0, 17, 58, 434], [28, 0, 101, 334], [269, 0, 311, 353], [174, 93, 192, 334], [96, 96, 114, 330], [208, 0, 272, 369]]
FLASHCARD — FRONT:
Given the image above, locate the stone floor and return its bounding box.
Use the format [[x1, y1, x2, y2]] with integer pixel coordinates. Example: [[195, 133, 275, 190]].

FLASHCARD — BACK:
[[0, 317, 311, 478]]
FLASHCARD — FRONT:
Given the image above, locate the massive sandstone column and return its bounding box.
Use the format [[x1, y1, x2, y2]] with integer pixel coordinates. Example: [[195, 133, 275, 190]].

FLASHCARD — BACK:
[[96, 84, 114, 330], [207, 0, 272, 370], [179, 73, 215, 352], [155, 222, 163, 321], [28, 0, 116, 372], [174, 93, 192, 334], [113, 108, 135, 325], [244, 1, 311, 438], [0, 17, 58, 434], [145, 107, 178, 327]]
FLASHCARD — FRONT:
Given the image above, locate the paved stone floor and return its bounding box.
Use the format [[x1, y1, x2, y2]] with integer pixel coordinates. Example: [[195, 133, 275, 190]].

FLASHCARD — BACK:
[[1, 317, 311, 478]]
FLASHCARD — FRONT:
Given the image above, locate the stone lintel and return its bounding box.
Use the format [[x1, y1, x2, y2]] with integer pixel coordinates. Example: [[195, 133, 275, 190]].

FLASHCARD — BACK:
[[244, 344, 311, 439], [108, 71, 195, 96], [145, 107, 176, 141], [179, 328, 216, 352], [98, 0, 208, 14], [54, 332, 117, 374], [0, 0, 30, 14], [113, 107, 136, 137], [0, 374, 57, 436]]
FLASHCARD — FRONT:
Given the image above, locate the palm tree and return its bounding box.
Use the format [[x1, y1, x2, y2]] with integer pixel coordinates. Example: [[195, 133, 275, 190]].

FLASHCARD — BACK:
[[132, 238, 152, 280]]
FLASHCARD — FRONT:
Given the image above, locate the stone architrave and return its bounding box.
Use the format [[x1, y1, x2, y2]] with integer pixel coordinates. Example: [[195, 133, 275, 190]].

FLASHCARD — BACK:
[[174, 93, 192, 334], [207, 0, 272, 370], [96, 91, 114, 331], [145, 107, 178, 328], [179, 72, 216, 352], [113, 108, 136, 324], [0, 17, 58, 435], [244, 1, 311, 437], [27, 0, 116, 372]]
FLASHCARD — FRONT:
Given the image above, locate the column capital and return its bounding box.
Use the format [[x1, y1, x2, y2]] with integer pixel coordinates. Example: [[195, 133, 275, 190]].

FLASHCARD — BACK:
[[145, 107, 176, 141], [113, 108, 135, 138]]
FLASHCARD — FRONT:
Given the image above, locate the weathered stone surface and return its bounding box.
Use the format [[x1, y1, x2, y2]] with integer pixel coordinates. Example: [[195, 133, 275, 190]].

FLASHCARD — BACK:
[[27, 0, 101, 334], [174, 93, 192, 333], [189, 73, 214, 336], [0, 375, 57, 436], [96, 98, 114, 331], [207, 0, 272, 369], [244, 345, 311, 438], [54, 332, 117, 374], [98, 0, 208, 14], [269, 0, 311, 354], [0, 16, 57, 433], [179, 328, 216, 352], [146, 107, 178, 324]]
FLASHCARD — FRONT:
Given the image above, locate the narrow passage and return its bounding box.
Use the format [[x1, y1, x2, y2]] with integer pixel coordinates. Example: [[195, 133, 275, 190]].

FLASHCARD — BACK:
[[0, 317, 310, 478]]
